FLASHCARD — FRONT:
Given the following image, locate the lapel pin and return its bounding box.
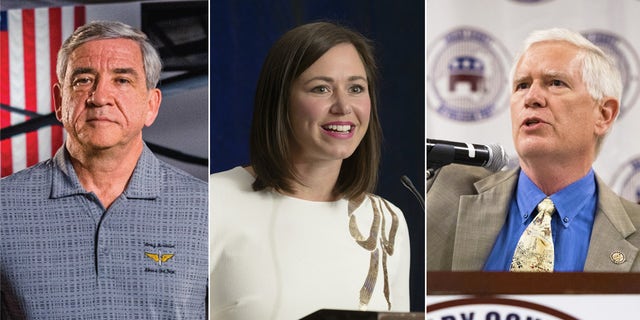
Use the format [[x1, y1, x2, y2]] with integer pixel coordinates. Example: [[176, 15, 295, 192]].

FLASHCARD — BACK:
[[610, 251, 626, 265]]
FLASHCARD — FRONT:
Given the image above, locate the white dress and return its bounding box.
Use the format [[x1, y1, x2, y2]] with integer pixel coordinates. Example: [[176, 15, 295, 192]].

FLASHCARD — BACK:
[[209, 167, 410, 320]]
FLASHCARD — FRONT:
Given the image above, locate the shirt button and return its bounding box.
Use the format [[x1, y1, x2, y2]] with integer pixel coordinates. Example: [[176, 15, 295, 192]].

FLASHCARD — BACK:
[[524, 214, 529, 219], [563, 217, 569, 223]]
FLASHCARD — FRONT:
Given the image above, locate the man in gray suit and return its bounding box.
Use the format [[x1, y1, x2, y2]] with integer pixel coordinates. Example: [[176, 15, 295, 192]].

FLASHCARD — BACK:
[[427, 28, 640, 272]]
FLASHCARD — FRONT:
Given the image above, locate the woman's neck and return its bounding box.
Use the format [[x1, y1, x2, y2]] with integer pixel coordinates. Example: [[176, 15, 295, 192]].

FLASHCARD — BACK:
[[284, 160, 343, 201]]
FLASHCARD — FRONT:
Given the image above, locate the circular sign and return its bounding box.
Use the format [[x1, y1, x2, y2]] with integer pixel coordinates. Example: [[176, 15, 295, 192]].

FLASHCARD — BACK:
[[427, 27, 511, 122]]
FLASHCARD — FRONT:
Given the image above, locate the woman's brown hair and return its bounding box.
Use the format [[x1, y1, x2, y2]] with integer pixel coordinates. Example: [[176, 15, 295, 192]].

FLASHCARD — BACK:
[[250, 21, 382, 199]]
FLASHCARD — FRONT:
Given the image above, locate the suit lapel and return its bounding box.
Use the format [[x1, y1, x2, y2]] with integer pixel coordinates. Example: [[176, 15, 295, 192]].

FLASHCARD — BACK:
[[452, 169, 519, 270], [448, 169, 639, 271], [584, 176, 639, 271]]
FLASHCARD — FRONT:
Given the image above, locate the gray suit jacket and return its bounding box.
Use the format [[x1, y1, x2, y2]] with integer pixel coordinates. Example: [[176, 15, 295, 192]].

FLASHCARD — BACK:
[[426, 164, 640, 272]]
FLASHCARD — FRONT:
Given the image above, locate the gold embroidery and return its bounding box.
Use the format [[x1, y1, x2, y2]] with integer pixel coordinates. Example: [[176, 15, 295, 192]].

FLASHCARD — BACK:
[[381, 246, 391, 310], [349, 195, 380, 251], [348, 194, 399, 311], [144, 252, 175, 266], [380, 198, 399, 256], [348, 193, 366, 212], [359, 248, 379, 310]]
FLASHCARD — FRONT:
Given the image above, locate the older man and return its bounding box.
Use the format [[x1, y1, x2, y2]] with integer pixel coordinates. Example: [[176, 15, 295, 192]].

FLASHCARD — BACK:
[[427, 28, 640, 272], [1, 21, 207, 318]]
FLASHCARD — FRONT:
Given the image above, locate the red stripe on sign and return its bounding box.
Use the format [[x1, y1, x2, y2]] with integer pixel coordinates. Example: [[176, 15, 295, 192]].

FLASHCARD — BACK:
[[1, 25, 13, 176], [49, 7, 63, 156], [22, 9, 39, 166]]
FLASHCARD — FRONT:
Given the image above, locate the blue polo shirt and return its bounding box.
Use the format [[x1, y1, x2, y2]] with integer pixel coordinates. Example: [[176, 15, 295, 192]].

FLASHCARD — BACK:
[[1, 145, 208, 319], [484, 169, 597, 272]]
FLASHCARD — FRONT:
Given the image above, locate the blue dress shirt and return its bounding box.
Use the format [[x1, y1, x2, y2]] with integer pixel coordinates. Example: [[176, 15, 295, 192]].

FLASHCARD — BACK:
[[484, 169, 597, 271]]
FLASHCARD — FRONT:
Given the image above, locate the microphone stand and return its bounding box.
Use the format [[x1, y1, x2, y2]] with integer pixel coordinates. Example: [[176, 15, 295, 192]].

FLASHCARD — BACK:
[[400, 175, 424, 211]]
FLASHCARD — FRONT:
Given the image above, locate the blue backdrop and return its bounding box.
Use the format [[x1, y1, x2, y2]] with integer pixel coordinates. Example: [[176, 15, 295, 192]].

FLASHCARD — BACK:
[[210, 0, 425, 311]]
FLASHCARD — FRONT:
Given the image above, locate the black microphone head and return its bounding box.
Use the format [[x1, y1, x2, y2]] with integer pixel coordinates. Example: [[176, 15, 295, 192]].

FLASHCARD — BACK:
[[400, 175, 413, 188], [485, 144, 509, 172]]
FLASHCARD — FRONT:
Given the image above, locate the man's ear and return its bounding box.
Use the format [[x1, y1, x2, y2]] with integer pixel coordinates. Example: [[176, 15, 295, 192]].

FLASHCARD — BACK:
[[594, 96, 619, 136], [53, 83, 63, 122], [144, 88, 162, 127]]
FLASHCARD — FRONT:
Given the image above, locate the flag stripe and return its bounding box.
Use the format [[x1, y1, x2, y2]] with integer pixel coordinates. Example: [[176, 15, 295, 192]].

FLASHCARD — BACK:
[[1, 11, 13, 176], [22, 9, 39, 166], [74, 6, 85, 30], [49, 7, 63, 154], [35, 8, 51, 162], [9, 9, 26, 172], [61, 7, 75, 41], [1, 6, 84, 177]]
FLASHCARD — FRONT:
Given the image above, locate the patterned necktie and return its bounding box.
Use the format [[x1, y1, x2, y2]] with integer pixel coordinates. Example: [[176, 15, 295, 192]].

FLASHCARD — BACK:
[[510, 197, 555, 272]]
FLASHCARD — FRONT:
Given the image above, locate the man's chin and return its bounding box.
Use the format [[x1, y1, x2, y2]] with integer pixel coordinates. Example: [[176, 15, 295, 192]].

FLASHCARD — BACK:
[[73, 137, 122, 152], [516, 141, 555, 160]]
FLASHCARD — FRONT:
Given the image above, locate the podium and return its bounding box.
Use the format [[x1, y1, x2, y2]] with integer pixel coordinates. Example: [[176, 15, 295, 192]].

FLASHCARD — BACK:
[[426, 271, 640, 319], [301, 309, 424, 320], [427, 271, 640, 294]]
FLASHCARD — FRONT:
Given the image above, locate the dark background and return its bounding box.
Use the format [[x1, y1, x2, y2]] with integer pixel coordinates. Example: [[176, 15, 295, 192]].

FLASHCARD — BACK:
[[210, 0, 425, 311]]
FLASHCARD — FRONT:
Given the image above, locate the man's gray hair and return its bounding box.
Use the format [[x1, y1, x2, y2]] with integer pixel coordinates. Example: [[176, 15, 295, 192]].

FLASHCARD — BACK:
[[56, 20, 162, 89], [511, 27, 622, 104]]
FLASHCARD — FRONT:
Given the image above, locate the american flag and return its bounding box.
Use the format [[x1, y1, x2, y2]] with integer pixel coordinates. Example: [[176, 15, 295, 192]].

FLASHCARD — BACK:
[[1, 6, 85, 177]]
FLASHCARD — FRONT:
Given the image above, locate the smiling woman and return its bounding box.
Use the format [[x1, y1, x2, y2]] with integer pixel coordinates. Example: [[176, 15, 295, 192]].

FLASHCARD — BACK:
[[287, 43, 371, 191], [248, 22, 383, 200], [209, 22, 411, 319]]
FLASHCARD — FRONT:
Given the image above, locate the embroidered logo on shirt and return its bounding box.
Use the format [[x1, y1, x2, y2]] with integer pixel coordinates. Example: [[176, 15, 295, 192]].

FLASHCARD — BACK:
[[144, 251, 175, 266], [143, 242, 176, 274]]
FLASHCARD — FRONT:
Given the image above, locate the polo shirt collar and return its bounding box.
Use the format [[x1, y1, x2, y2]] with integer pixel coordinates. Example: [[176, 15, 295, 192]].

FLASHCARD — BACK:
[[51, 144, 161, 200], [124, 145, 161, 199], [51, 147, 86, 198]]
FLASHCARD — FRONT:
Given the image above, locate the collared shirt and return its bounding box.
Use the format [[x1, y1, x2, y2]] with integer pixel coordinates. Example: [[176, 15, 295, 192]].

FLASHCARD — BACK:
[[484, 169, 597, 272], [1, 145, 208, 319]]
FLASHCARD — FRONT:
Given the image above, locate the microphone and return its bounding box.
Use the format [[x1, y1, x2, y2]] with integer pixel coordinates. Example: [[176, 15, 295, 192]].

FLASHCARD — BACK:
[[427, 138, 508, 172], [400, 175, 424, 211]]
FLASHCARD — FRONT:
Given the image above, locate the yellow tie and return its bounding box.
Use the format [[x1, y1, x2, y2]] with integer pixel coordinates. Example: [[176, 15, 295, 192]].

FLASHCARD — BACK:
[[510, 197, 555, 272]]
